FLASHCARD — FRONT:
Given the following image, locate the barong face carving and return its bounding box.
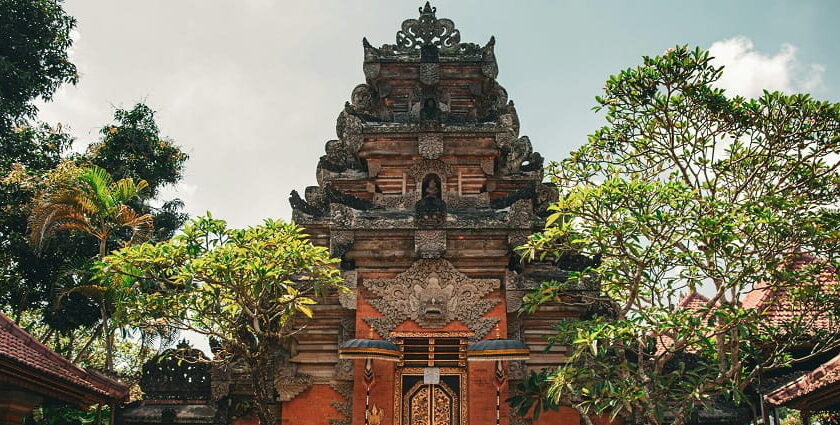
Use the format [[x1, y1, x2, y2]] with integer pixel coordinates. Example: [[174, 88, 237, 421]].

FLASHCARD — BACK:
[[363, 259, 499, 340]]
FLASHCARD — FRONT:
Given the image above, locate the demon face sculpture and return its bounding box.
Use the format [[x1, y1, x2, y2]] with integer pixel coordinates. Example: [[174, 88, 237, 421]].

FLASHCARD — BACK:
[[364, 259, 500, 338]]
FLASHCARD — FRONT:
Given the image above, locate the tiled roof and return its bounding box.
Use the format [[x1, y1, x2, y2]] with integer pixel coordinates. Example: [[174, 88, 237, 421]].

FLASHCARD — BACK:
[[741, 255, 838, 329], [765, 352, 840, 407], [678, 291, 710, 310], [0, 313, 128, 405], [654, 291, 710, 354]]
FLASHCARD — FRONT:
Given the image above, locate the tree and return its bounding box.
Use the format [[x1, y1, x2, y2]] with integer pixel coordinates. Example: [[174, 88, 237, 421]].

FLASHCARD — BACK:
[[85, 103, 189, 243], [0, 0, 77, 132], [518, 46, 840, 425], [1, 103, 188, 350], [27, 164, 153, 371], [87, 103, 187, 200], [100, 215, 346, 425], [0, 0, 80, 324]]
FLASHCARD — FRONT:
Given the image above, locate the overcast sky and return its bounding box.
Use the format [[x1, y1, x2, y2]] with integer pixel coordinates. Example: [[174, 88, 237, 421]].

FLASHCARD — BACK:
[[36, 0, 840, 228]]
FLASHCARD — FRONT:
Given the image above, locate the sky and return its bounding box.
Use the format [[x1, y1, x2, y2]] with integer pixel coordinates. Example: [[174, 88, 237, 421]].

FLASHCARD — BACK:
[[35, 0, 840, 228]]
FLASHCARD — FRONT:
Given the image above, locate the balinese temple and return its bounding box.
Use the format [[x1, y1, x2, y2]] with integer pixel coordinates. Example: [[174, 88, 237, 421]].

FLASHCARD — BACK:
[[280, 3, 596, 425]]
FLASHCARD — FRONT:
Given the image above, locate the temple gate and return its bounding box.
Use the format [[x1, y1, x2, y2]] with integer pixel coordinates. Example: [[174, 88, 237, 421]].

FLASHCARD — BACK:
[[284, 3, 596, 425]]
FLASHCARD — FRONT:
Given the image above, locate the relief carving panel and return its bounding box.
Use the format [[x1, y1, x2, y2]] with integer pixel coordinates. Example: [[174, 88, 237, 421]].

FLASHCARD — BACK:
[[363, 259, 499, 341]]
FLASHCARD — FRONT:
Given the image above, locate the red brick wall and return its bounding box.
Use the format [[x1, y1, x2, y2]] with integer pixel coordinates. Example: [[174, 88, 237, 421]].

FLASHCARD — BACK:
[[281, 385, 345, 425], [351, 358, 396, 425]]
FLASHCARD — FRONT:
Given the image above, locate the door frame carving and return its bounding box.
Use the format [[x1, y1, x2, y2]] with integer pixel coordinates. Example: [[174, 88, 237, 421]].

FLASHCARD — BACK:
[[395, 367, 468, 425]]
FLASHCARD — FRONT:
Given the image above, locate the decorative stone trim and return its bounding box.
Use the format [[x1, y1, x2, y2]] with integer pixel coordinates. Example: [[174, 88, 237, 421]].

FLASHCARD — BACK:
[[338, 270, 358, 310], [418, 133, 444, 159], [415, 230, 446, 259], [330, 230, 355, 258]]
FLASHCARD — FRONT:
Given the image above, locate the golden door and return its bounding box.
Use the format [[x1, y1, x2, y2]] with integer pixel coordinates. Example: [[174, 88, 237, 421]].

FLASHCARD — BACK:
[[403, 380, 458, 425]]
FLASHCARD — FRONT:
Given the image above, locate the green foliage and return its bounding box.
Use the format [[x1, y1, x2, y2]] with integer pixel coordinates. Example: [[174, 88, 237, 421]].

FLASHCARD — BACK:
[[27, 164, 153, 255], [0, 0, 77, 130], [87, 104, 187, 199], [1, 104, 187, 338], [100, 214, 346, 425], [26, 405, 108, 425], [520, 46, 840, 425], [507, 370, 560, 420]]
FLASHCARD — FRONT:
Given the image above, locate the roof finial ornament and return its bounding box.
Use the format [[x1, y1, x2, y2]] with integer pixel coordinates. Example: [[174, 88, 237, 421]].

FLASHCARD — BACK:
[[421, 1, 435, 14], [396, 2, 461, 50]]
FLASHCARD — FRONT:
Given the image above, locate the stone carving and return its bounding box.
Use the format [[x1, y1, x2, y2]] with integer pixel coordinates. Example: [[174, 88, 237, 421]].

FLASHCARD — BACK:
[[506, 269, 540, 291], [331, 204, 354, 228], [418, 133, 444, 159], [334, 318, 356, 381], [289, 189, 325, 217], [442, 192, 490, 210], [508, 230, 531, 250], [210, 363, 231, 402], [335, 104, 363, 142], [334, 359, 354, 381], [496, 110, 520, 140], [408, 88, 451, 122], [363, 259, 499, 340], [367, 162, 382, 178], [351, 84, 375, 112], [338, 270, 358, 309], [476, 81, 509, 119], [415, 173, 447, 227], [139, 340, 211, 400], [480, 158, 495, 175], [506, 289, 525, 313], [275, 372, 313, 402], [396, 3, 461, 50], [415, 230, 446, 259], [372, 192, 421, 210], [536, 183, 559, 217], [481, 36, 499, 79], [363, 62, 380, 81], [330, 230, 354, 258], [419, 62, 440, 85], [318, 139, 353, 174], [408, 160, 454, 187], [507, 199, 534, 228], [499, 135, 543, 175], [290, 184, 373, 218], [329, 381, 353, 425]]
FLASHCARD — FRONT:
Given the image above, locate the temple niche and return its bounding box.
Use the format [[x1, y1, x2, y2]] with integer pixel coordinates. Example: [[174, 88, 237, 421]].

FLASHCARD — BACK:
[[284, 3, 595, 425]]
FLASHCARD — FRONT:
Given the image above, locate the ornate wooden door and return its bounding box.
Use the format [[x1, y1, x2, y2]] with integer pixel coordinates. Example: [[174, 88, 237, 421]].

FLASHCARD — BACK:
[[402, 375, 461, 425]]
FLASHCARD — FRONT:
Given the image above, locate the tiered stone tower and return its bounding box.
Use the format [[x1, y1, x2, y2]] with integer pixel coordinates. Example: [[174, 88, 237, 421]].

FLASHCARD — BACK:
[[284, 4, 594, 425]]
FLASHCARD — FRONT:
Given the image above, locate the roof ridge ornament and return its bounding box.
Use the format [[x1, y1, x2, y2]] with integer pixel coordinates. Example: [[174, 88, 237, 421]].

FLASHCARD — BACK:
[[396, 2, 461, 50]]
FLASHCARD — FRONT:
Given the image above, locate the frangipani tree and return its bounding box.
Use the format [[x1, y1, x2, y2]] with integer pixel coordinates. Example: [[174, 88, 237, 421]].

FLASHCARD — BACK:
[[519, 46, 840, 425], [100, 215, 345, 425]]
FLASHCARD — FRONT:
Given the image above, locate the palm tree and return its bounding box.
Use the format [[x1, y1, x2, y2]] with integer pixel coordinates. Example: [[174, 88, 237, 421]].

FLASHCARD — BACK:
[[28, 165, 153, 371]]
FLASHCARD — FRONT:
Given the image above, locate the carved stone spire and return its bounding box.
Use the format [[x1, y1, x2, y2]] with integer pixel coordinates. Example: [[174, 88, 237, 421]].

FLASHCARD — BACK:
[[396, 2, 461, 49]]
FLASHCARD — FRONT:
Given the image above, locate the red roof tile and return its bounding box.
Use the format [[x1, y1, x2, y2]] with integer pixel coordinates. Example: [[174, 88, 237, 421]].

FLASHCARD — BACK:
[[0, 313, 128, 406], [741, 255, 838, 329], [678, 291, 710, 310], [765, 352, 840, 407]]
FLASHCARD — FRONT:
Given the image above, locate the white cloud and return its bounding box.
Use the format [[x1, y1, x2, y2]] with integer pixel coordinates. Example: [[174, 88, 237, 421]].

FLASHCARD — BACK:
[[709, 36, 825, 98]]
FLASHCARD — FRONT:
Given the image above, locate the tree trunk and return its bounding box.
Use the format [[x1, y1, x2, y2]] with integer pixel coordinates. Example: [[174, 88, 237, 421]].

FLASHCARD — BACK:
[[248, 357, 278, 425], [72, 326, 102, 363], [102, 304, 113, 372], [98, 237, 114, 373]]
